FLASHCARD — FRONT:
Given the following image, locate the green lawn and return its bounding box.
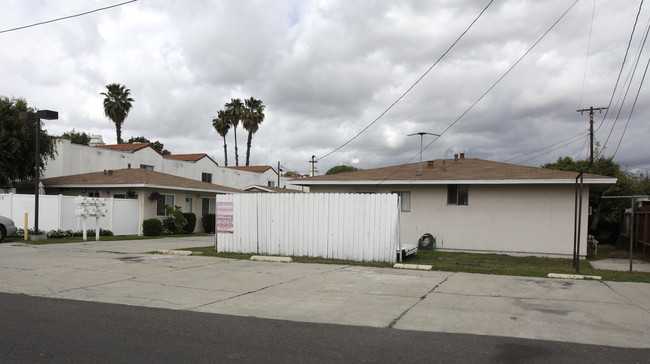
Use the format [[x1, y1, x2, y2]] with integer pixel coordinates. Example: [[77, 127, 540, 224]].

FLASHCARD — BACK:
[[182, 245, 650, 283]]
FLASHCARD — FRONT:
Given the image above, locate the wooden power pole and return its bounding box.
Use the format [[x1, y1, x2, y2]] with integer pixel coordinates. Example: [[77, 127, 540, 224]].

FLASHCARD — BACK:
[[576, 106, 607, 169]]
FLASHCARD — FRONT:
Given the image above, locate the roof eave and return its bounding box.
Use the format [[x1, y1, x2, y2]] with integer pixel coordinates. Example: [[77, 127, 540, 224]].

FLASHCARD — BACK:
[[298, 178, 618, 186]]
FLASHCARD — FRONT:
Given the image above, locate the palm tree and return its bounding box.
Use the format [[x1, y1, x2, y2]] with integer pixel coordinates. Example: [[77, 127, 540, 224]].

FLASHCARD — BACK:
[[224, 98, 244, 166], [101, 83, 134, 144], [243, 97, 265, 166], [212, 109, 231, 166]]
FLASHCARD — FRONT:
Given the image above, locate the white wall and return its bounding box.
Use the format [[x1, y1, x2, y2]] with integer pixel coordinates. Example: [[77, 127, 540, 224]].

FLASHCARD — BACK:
[[43, 138, 291, 189], [216, 193, 400, 263], [309, 184, 590, 258], [0, 194, 140, 235]]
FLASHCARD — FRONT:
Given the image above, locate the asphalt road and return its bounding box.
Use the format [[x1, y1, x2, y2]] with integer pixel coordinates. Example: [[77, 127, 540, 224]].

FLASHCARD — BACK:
[[1, 293, 647, 363]]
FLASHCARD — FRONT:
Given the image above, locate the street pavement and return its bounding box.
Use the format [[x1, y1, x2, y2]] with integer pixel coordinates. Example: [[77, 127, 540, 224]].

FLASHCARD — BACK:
[[0, 236, 649, 349]]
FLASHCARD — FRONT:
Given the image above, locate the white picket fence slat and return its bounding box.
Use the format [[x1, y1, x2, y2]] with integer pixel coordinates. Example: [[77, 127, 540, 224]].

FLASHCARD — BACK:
[[216, 193, 400, 263]]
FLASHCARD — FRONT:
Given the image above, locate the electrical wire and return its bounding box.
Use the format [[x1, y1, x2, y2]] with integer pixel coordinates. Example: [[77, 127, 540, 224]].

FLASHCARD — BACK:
[[316, 0, 494, 162], [601, 21, 650, 152], [516, 135, 586, 165], [593, 0, 644, 134], [422, 0, 580, 154], [501, 132, 585, 163], [375, 0, 580, 184], [0, 0, 138, 35], [577, 0, 596, 108], [612, 53, 650, 158]]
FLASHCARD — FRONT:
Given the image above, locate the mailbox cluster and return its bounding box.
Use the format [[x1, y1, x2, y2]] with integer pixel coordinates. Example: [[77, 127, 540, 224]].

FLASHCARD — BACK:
[[74, 197, 108, 218], [74, 196, 108, 240]]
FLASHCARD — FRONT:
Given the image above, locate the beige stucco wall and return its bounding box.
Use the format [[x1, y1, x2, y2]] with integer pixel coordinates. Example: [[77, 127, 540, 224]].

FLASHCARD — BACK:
[[309, 183, 590, 257]]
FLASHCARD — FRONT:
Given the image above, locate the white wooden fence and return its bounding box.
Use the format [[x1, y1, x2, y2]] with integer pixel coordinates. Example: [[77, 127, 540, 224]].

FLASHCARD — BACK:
[[0, 194, 140, 235], [216, 193, 400, 263]]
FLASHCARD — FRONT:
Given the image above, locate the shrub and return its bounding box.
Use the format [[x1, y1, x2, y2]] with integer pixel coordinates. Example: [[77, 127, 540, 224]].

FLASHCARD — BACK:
[[202, 213, 215, 234], [143, 218, 163, 236], [183, 213, 196, 233], [162, 205, 188, 234]]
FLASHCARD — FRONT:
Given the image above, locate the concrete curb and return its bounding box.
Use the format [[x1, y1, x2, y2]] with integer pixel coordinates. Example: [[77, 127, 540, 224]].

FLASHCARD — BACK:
[[547, 273, 602, 280], [394, 263, 433, 271], [250, 255, 293, 263], [157, 249, 193, 256]]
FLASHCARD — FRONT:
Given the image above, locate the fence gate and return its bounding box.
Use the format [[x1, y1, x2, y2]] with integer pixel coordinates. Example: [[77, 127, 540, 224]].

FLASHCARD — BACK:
[[216, 193, 400, 263]]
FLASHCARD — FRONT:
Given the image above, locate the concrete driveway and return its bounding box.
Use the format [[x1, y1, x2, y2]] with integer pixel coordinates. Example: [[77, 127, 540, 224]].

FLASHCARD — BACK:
[[1, 236, 649, 349]]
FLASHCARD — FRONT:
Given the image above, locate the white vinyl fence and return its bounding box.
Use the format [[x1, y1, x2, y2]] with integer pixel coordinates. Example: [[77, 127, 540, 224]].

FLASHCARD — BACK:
[[0, 194, 140, 235], [216, 193, 400, 263]]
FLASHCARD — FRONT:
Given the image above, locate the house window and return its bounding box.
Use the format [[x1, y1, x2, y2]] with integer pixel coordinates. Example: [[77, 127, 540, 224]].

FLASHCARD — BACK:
[[140, 164, 154, 170], [392, 191, 411, 212], [88, 192, 100, 197], [447, 184, 469, 205], [202, 173, 212, 183], [113, 194, 126, 199], [267, 181, 275, 187], [156, 194, 175, 216], [202, 197, 216, 216], [186, 197, 193, 213]]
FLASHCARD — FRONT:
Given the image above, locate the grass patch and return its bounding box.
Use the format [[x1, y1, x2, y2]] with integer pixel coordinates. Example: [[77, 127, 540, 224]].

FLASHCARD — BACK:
[[181, 246, 650, 283], [4, 235, 157, 245]]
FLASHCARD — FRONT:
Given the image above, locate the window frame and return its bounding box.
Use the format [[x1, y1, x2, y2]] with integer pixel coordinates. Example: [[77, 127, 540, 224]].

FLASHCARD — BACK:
[[201, 172, 212, 183], [156, 194, 175, 216], [392, 191, 411, 212], [447, 184, 469, 206]]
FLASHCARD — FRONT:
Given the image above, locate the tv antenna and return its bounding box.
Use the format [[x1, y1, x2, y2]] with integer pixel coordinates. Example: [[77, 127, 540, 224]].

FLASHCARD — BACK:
[[407, 132, 440, 176]]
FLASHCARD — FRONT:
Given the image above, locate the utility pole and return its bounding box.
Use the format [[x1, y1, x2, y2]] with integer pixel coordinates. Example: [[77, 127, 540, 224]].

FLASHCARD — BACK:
[[407, 132, 439, 176], [309, 155, 318, 177], [576, 106, 607, 170], [277, 161, 282, 187]]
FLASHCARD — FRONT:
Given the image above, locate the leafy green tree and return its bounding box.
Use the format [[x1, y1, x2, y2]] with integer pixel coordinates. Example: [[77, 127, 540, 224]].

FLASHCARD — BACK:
[[101, 83, 134, 144], [62, 129, 91, 145], [243, 97, 265, 166], [126, 136, 170, 155], [225, 98, 244, 166], [543, 155, 649, 244], [163, 204, 188, 234], [0, 96, 56, 187], [326, 165, 359, 175], [212, 109, 231, 166]]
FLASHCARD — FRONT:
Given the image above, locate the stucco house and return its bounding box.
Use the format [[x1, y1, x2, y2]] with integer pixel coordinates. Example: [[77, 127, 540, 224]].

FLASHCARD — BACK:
[[43, 138, 301, 190], [38, 167, 243, 233], [296, 154, 617, 258]]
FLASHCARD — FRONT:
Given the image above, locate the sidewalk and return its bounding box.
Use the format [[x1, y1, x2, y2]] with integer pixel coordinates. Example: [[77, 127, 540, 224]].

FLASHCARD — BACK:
[[0, 237, 649, 349], [590, 258, 650, 272]]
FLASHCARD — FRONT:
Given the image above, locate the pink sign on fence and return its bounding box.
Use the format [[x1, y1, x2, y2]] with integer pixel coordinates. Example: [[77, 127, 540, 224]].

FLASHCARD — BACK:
[[216, 201, 234, 234]]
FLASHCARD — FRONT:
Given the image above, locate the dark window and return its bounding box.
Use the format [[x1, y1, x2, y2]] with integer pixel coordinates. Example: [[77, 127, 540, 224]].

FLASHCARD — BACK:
[[392, 191, 411, 212], [202, 173, 212, 183], [267, 181, 275, 187], [447, 184, 468, 205], [156, 194, 175, 216], [140, 164, 154, 170], [113, 194, 126, 199]]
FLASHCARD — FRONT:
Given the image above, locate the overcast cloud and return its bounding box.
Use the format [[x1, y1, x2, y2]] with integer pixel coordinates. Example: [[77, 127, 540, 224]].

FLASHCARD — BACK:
[[1, 0, 649, 175]]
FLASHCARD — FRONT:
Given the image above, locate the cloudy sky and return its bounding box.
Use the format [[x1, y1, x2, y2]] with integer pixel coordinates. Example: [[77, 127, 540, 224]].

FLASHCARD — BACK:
[[1, 0, 649, 175]]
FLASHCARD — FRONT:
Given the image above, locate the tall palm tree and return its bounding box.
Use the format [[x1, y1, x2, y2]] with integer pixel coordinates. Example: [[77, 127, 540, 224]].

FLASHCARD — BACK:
[[101, 83, 134, 144], [243, 97, 265, 166], [212, 109, 231, 166], [224, 98, 244, 166]]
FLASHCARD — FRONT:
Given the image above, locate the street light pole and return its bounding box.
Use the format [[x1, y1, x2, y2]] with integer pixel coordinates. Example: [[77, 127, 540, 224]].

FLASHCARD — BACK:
[[407, 132, 440, 176], [19, 110, 58, 236]]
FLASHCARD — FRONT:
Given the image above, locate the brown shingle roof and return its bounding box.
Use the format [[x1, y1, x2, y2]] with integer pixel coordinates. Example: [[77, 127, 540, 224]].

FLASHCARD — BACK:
[[228, 166, 276, 173], [164, 153, 218, 165], [40, 168, 243, 193], [243, 185, 304, 193], [96, 143, 153, 152], [299, 158, 616, 184]]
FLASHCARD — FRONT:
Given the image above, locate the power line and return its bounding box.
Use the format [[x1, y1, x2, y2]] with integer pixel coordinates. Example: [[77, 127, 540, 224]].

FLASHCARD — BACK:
[[502, 132, 585, 163], [375, 0, 580, 184], [601, 20, 650, 152], [593, 0, 644, 134], [0, 0, 138, 35], [577, 0, 597, 108], [613, 52, 650, 158], [422, 0, 580, 153], [316, 0, 494, 162], [517, 135, 585, 165]]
